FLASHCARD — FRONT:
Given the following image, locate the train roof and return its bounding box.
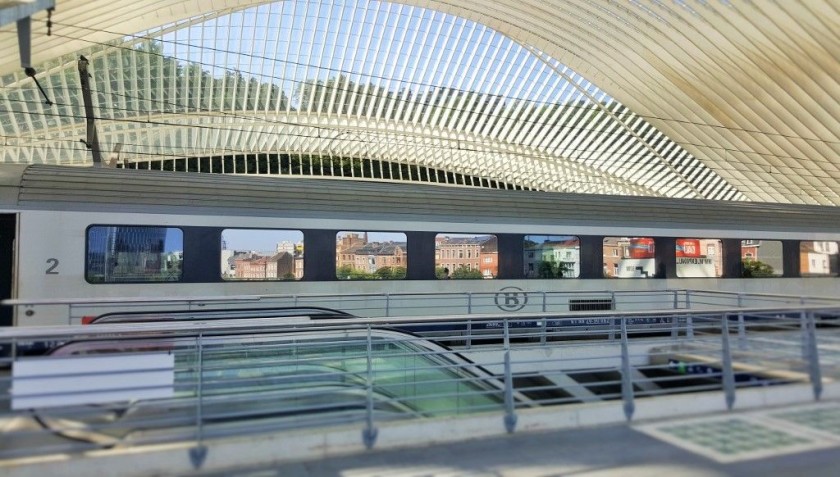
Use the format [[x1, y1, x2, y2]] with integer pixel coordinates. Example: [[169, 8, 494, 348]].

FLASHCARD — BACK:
[[1, 164, 839, 236]]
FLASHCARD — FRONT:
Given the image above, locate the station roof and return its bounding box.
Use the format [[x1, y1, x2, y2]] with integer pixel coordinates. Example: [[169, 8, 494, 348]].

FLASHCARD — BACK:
[[0, 0, 838, 205]]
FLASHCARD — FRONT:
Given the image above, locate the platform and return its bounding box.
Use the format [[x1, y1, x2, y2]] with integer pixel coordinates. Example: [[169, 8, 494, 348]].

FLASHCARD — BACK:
[[194, 401, 840, 477]]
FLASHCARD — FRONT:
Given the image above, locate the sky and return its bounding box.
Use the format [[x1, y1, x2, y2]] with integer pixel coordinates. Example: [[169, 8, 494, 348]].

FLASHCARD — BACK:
[[156, 0, 596, 109], [222, 229, 407, 253]]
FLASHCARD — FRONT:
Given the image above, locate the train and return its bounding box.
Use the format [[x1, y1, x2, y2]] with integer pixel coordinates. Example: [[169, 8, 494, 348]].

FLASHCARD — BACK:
[[1, 164, 840, 327]]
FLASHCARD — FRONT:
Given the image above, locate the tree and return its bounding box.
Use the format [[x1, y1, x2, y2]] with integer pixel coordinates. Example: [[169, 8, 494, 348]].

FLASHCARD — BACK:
[[742, 259, 775, 278], [451, 266, 483, 279], [375, 266, 394, 279], [336, 264, 355, 280], [537, 259, 572, 279]]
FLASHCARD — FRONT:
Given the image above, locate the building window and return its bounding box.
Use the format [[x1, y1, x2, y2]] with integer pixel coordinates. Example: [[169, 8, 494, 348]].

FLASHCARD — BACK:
[[222, 229, 303, 281], [86, 226, 183, 283]]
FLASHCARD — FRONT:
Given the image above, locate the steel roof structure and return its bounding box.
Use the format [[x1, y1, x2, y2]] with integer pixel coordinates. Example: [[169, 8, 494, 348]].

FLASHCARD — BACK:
[[0, 0, 837, 204]]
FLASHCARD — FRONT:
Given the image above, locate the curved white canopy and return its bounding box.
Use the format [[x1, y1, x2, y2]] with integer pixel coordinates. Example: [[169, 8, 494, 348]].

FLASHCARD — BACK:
[[0, 0, 837, 204]]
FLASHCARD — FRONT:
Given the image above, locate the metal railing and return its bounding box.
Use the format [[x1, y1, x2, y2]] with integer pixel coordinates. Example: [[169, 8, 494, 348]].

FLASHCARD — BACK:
[[5, 288, 840, 325], [2, 302, 839, 469]]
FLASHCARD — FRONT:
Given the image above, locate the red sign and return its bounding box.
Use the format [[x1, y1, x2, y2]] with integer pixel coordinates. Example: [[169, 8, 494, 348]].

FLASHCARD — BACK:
[[676, 239, 700, 258], [628, 238, 655, 259]]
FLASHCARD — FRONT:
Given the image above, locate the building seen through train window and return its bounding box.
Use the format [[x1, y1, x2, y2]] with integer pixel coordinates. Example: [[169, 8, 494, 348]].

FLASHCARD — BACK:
[[603, 237, 656, 278], [435, 234, 498, 279], [741, 240, 783, 277], [523, 235, 580, 278], [336, 231, 407, 280], [221, 229, 303, 280], [799, 241, 840, 277], [86, 226, 183, 283], [676, 239, 722, 278]]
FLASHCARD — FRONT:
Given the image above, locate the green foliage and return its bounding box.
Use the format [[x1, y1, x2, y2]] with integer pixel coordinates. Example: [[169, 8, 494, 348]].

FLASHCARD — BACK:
[[375, 266, 406, 279], [435, 266, 449, 279], [337, 264, 405, 280], [742, 259, 775, 278], [536, 259, 572, 279], [451, 266, 484, 280]]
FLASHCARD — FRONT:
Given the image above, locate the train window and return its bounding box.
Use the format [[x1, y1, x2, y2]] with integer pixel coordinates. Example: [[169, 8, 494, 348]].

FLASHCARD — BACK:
[[435, 234, 497, 279], [221, 229, 303, 281], [603, 237, 656, 278], [676, 239, 722, 278], [741, 240, 783, 277], [799, 241, 839, 277], [336, 231, 407, 280], [86, 226, 183, 283], [523, 235, 580, 278]]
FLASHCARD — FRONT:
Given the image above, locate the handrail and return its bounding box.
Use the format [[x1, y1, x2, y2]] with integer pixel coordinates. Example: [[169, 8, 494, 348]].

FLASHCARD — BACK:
[[2, 303, 839, 339], [2, 303, 839, 469], [5, 288, 839, 307]]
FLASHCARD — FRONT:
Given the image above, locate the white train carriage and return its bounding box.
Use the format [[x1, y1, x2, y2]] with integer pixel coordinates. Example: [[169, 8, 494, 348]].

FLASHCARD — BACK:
[[1, 164, 839, 326]]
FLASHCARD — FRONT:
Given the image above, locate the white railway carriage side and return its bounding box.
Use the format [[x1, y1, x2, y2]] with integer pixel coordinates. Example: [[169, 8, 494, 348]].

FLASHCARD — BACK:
[[2, 165, 840, 326]]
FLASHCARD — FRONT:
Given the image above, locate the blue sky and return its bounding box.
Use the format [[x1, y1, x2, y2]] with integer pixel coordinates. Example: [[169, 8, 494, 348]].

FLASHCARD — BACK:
[[156, 0, 594, 109], [222, 229, 406, 252]]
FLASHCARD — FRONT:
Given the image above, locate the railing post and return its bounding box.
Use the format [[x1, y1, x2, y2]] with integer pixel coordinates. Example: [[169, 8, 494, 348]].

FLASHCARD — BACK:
[[362, 325, 378, 449], [385, 293, 390, 317], [737, 312, 747, 350], [673, 290, 679, 310], [806, 312, 823, 401], [737, 293, 743, 308], [609, 317, 616, 341], [540, 318, 547, 346], [503, 320, 517, 433], [189, 333, 208, 469], [721, 315, 736, 411], [800, 310, 809, 360], [620, 317, 635, 421], [465, 320, 472, 349], [685, 290, 691, 310], [542, 292, 547, 313], [670, 315, 680, 340], [686, 315, 694, 340], [467, 292, 472, 315]]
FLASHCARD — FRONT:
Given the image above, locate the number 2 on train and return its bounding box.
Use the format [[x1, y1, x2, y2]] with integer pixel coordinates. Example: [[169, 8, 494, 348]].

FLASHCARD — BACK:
[[45, 258, 59, 275]]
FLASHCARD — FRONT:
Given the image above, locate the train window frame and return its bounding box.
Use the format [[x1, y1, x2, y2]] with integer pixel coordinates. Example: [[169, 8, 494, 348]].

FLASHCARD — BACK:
[[675, 238, 722, 278], [799, 241, 839, 277], [221, 228, 304, 282], [523, 235, 581, 279], [85, 225, 184, 284], [435, 233, 498, 280], [741, 239, 784, 278], [602, 236, 657, 279], [336, 230, 408, 280]]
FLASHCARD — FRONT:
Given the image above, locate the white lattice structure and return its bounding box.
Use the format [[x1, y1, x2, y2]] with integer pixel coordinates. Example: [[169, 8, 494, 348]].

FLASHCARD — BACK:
[[1, 1, 838, 203]]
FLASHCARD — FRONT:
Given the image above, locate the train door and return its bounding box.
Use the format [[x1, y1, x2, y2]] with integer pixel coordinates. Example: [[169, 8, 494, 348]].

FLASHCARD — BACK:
[[0, 214, 15, 327]]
